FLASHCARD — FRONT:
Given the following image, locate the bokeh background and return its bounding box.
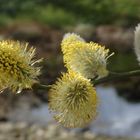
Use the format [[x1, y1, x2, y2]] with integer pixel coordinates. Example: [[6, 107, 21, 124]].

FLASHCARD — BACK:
[[0, 0, 140, 140]]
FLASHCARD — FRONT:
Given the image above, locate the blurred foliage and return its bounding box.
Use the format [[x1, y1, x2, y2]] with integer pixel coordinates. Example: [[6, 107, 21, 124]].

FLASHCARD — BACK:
[[0, 0, 139, 28], [108, 51, 139, 72], [46, 0, 140, 26], [34, 5, 76, 28]]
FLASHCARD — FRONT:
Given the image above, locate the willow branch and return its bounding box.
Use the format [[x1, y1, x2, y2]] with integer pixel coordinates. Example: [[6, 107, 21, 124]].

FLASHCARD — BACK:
[[33, 69, 140, 91], [32, 83, 51, 91], [93, 69, 140, 85]]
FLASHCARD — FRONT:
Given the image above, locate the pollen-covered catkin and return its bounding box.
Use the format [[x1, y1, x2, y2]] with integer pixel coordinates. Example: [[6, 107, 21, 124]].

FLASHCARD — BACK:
[[61, 33, 85, 54], [0, 40, 41, 93], [62, 39, 113, 78], [48, 72, 98, 128]]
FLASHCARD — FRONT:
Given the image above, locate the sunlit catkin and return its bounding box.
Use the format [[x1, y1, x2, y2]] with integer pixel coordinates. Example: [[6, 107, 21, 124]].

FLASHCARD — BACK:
[[61, 33, 85, 54], [134, 24, 140, 64], [48, 72, 98, 128], [0, 40, 41, 93], [63, 39, 113, 79]]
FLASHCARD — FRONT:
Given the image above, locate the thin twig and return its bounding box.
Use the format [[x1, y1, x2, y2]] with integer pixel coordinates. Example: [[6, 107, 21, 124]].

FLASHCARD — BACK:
[[33, 69, 140, 90], [32, 83, 51, 90], [93, 69, 140, 85]]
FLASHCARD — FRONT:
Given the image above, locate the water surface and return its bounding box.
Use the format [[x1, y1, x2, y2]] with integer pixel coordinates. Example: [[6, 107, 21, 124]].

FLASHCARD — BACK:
[[8, 86, 140, 138]]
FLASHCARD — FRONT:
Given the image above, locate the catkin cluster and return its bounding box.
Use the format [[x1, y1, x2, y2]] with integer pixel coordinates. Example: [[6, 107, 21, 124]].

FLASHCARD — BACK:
[[0, 24, 139, 128], [48, 33, 113, 128]]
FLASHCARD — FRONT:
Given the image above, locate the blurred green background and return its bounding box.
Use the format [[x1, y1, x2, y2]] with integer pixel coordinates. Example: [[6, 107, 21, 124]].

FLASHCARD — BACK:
[[0, 0, 139, 28]]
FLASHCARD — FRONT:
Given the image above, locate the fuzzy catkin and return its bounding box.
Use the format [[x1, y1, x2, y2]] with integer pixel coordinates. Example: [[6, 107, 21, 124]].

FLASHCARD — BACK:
[[134, 24, 140, 64], [0, 40, 41, 93], [48, 72, 98, 128]]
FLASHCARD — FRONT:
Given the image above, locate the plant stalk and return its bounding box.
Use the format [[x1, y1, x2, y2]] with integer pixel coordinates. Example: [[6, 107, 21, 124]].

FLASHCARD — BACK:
[[93, 69, 140, 85], [34, 69, 140, 90]]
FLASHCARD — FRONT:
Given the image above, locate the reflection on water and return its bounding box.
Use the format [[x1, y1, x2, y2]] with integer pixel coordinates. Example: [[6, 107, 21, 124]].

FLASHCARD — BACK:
[[91, 86, 140, 138], [9, 86, 140, 138]]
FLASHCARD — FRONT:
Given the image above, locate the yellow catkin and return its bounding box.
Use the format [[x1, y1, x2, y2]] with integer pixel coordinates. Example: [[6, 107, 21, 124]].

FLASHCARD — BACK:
[[62, 35, 114, 78], [61, 33, 85, 54], [48, 71, 98, 128], [0, 40, 42, 93]]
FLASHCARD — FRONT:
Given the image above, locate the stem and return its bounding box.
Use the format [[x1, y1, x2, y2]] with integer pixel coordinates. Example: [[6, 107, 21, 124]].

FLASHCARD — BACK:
[[93, 69, 140, 85], [33, 69, 140, 91], [32, 83, 51, 90]]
